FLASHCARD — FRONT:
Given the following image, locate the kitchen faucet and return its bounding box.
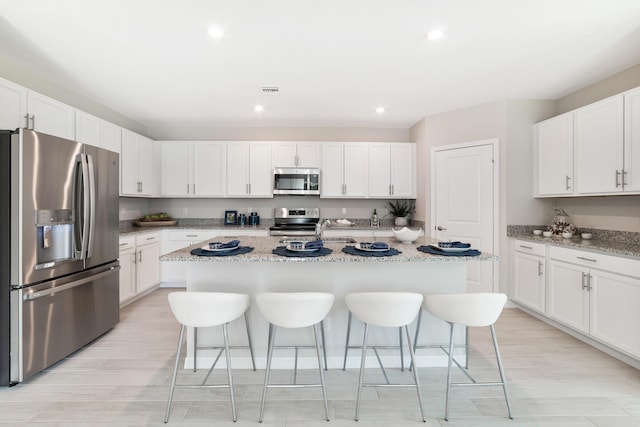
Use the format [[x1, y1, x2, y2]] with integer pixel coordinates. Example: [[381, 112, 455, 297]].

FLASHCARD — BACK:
[[315, 219, 331, 240]]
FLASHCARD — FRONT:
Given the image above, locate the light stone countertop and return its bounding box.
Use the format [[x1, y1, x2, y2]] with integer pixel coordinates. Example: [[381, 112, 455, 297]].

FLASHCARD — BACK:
[[509, 232, 640, 259], [160, 235, 496, 263]]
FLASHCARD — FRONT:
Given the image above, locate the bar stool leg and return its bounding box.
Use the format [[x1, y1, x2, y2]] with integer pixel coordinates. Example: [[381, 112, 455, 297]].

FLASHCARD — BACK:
[[165, 324, 185, 423], [405, 325, 426, 422], [314, 323, 330, 421], [259, 323, 276, 423], [399, 326, 404, 371], [354, 322, 369, 421], [244, 312, 257, 371], [445, 322, 455, 421], [222, 323, 237, 422], [343, 311, 352, 370], [321, 320, 328, 370], [491, 325, 513, 419], [193, 326, 197, 372]]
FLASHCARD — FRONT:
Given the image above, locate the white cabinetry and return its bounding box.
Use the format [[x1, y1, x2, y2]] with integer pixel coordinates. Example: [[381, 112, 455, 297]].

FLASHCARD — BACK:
[[26, 91, 75, 140], [75, 111, 122, 153], [368, 143, 416, 198], [534, 112, 574, 196], [321, 143, 368, 198], [547, 246, 640, 358], [574, 95, 625, 194], [512, 239, 546, 314], [118, 236, 136, 303], [121, 129, 154, 196], [272, 142, 321, 168], [226, 142, 273, 197], [118, 232, 161, 305], [160, 141, 226, 197], [624, 86, 640, 192], [0, 77, 27, 130]]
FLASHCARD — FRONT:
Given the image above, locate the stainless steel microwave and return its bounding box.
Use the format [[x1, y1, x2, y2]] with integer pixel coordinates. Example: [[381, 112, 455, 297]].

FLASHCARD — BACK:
[[273, 168, 320, 195]]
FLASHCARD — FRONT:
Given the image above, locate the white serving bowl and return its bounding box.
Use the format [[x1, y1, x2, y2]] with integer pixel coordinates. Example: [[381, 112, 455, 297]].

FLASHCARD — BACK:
[[543, 231, 553, 237], [581, 233, 593, 240], [392, 227, 422, 243], [533, 229, 542, 236], [562, 231, 573, 239]]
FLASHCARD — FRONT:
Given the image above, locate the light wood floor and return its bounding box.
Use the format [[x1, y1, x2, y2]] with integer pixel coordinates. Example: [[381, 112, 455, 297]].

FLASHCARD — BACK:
[[1, 288, 638, 426]]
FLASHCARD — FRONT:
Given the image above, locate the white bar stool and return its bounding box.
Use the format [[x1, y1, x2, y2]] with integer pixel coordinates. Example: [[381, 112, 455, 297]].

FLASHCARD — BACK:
[[344, 292, 426, 422], [165, 291, 251, 423], [422, 293, 513, 421], [256, 292, 335, 423]]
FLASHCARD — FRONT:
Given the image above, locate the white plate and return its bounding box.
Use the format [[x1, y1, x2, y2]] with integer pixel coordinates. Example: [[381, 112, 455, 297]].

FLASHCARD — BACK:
[[201, 244, 240, 252], [355, 243, 390, 252], [286, 244, 321, 252], [432, 245, 470, 253]]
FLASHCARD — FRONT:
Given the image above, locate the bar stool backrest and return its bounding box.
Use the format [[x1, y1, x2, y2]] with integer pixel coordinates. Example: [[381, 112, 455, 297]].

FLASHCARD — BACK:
[[168, 292, 251, 328], [256, 292, 335, 328], [423, 293, 507, 327], [345, 292, 423, 327]]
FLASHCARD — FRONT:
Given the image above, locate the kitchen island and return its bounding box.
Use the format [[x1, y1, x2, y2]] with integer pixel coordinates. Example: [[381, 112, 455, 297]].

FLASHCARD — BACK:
[[160, 235, 496, 370]]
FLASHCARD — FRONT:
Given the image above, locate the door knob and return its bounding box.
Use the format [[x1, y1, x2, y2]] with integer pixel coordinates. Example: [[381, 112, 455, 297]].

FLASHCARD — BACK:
[[437, 226, 447, 231]]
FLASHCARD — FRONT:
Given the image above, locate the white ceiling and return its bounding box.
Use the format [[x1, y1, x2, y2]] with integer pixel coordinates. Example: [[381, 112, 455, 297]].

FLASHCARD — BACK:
[[1, 0, 640, 129]]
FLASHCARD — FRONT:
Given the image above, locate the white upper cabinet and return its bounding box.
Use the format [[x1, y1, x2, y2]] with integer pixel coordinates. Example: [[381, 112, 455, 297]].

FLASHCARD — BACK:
[[272, 142, 321, 168], [368, 143, 415, 198], [227, 142, 273, 197], [0, 77, 28, 130], [121, 129, 154, 196], [321, 142, 368, 198], [75, 110, 101, 147], [160, 141, 226, 197], [624, 86, 640, 192], [99, 120, 122, 154], [574, 94, 624, 194], [534, 112, 574, 196], [26, 91, 75, 140]]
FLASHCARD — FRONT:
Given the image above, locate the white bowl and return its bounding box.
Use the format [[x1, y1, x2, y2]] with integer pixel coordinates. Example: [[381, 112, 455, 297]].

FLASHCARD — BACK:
[[581, 233, 593, 240], [562, 232, 573, 239], [392, 227, 422, 243], [543, 231, 553, 237], [533, 229, 542, 235]]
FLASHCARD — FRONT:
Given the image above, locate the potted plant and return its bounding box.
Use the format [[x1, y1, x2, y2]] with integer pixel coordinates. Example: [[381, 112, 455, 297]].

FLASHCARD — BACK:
[[386, 199, 415, 226]]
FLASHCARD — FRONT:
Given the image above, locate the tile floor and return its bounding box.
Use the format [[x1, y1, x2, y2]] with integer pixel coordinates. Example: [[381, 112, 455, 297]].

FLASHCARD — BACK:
[[1, 288, 638, 426]]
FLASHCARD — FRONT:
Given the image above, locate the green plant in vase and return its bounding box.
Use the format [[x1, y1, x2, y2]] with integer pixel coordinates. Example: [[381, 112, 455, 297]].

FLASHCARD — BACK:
[[386, 199, 415, 226]]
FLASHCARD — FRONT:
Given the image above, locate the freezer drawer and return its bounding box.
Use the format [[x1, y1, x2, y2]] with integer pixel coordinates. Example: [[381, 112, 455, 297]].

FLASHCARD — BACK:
[[10, 262, 120, 383]]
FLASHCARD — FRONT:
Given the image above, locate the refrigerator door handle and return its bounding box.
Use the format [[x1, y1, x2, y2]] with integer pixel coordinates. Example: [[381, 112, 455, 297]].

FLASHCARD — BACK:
[[74, 154, 92, 260], [85, 154, 96, 259], [22, 266, 120, 301]]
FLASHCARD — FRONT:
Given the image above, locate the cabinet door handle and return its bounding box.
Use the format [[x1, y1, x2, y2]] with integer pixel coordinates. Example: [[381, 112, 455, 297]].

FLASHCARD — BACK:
[[622, 169, 628, 188], [137, 250, 142, 263], [587, 274, 593, 291], [186, 234, 197, 237], [581, 272, 588, 290], [192, 184, 195, 194], [519, 245, 533, 250], [24, 114, 30, 129], [577, 256, 597, 263], [437, 226, 447, 231], [538, 261, 543, 277], [565, 175, 571, 190], [391, 184, 394, 195], [29, 115, 35, 130], [389, 184, 392, 195], [615, 170, 621, 188]]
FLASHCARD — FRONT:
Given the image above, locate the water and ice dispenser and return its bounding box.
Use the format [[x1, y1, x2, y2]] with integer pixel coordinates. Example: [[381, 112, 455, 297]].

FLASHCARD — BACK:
[[35, 209, 74, 269]]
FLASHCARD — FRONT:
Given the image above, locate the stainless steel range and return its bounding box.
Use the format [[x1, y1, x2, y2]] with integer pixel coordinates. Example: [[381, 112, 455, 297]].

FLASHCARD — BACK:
[[269, 208, 320, 237]]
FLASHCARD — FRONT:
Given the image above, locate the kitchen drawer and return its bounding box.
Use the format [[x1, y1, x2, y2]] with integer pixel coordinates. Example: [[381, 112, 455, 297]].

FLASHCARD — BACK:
[[135, 232, 159, 247], [119, 236, 135, 252], [167, 229, 218, 242], [514, 239, 546, 257], [549, 245, 640, 277]]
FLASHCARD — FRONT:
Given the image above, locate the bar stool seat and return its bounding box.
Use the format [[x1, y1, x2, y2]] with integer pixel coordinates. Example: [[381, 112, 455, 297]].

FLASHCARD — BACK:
[[256, 292, 335, 423], [344, 292, 426, 422], [422, 293, 513, 421], [165, 291, 251, 423]]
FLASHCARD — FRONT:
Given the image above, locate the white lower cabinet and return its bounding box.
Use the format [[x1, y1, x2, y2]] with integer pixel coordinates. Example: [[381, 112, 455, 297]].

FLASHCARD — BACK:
[[119, 232, 161, 305], [512, 239, 546, 313], [546, 246, 640, 359]]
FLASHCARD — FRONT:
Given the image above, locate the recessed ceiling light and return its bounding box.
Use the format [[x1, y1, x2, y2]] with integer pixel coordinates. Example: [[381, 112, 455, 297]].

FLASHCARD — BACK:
[[375, 107, 385, 114], [207, 26, 224, 39], [427, 29, 444, 41], [254, 105, 264, 112]]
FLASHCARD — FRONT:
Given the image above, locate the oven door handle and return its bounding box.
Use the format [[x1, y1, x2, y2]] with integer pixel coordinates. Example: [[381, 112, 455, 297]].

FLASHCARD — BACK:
[[23, 267, 119, 301]]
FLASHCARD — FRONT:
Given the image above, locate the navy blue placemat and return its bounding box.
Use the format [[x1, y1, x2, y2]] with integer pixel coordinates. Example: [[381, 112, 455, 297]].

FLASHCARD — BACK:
[[342, 246, 401, 257], [417, 245, 481, 257], [190, 246, 254, 257], [272, 246, 333, 257]]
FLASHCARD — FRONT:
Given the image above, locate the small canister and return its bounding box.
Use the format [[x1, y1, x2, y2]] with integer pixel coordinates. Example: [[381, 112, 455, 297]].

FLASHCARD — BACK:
[[250, 212, 259, 226], [238, 213, 247, 227]]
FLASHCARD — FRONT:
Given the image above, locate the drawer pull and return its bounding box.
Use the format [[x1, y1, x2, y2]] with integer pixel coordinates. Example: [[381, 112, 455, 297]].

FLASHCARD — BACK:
[[146, 237, 155, 241], [186, 234, 198, 237], [577, 256, 597, 263], [519, 245, 533, 250]]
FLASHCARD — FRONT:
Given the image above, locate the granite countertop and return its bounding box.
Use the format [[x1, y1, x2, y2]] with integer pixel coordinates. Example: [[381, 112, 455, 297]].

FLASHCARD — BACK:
[[119, 224, 271, 236], [508, 227, 640, 259], [160, 235, 496, 263]]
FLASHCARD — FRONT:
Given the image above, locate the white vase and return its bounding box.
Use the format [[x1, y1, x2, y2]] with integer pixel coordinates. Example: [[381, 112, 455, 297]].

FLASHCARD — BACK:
[[394, 216, 408, 226]]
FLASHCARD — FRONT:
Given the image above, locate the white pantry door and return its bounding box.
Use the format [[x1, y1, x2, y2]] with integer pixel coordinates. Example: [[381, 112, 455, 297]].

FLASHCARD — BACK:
[[432, 140, 497, 293]]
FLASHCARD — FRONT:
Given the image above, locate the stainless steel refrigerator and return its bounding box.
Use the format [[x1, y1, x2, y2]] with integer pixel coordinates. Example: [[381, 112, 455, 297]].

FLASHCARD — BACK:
[[0, 129, 120, 385]]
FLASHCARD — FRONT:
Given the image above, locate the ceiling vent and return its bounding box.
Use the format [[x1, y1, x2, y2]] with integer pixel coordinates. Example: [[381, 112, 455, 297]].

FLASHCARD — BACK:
[[261, 86, 280, 95]]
